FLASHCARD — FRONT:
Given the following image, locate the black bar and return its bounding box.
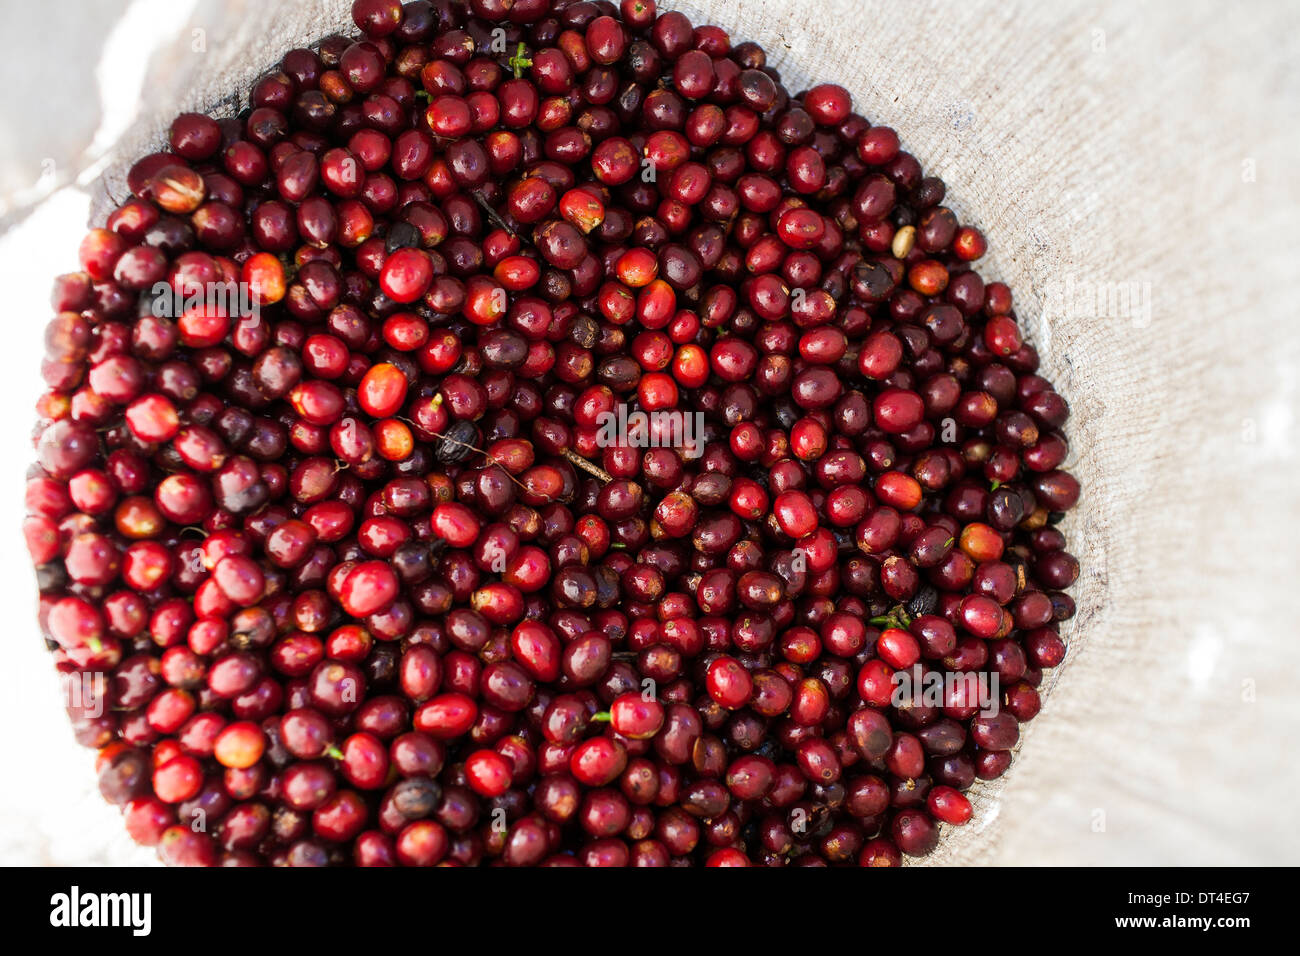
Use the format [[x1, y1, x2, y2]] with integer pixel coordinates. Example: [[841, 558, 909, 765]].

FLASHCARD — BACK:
[[8, 866, 1283, 942]]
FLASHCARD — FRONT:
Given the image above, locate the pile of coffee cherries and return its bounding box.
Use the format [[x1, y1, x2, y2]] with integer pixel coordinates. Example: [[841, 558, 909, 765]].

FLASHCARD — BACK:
[[27, 0, 1080, 865]]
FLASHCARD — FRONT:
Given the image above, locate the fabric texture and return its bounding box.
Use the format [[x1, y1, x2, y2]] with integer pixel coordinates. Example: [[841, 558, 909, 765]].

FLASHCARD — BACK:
[[6, 0, 1299, 864]]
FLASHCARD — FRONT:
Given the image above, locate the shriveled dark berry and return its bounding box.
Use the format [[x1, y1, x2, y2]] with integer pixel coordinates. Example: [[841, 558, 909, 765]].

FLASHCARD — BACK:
[[391, 777, 442, 819], [384, 221, 422, 253], [906, 584, 939, 618], [568, 313, 599, 349], [35, 561, 68, 594], [434, 421, 480, 464]]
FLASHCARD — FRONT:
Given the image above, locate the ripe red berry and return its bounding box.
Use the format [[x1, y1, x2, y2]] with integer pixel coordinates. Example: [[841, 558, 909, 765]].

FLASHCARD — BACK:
[[927, 785, 974, 825], [338, 560, 398, 617], [876, 628, 921, 669], [705, 656, 753, 710], [431, 502, 481, 548], [414, 693, 478, 740], [213, 721, 265, 769], [357, 362, 408, 417], [609, 693, 665, 739], [772, 490, 818, 539], [873, 387, 925, 435], [570, 736, 627, 787], [124, 394, 180, 442], [465, 749, 513, 797], [378, 247, 433, 303], [152, 755, 203, 803]]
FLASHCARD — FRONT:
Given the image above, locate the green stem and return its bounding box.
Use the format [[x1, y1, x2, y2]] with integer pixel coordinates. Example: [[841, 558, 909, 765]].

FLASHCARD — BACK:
[[508, 42, 532, 78]]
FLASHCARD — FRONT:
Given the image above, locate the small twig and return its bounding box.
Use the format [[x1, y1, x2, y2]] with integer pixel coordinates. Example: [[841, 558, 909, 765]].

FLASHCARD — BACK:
[[472, 190, 520, 240], [561, 448, 613, 483]]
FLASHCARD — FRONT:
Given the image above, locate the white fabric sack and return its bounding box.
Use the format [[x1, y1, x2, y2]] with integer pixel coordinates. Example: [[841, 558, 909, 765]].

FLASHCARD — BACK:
[[0, 0, 1296, 865]]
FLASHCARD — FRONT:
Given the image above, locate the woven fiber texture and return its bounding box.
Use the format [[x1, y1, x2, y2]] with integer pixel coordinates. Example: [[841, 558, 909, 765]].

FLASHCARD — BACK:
[[4, 0, 1297, 865]]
